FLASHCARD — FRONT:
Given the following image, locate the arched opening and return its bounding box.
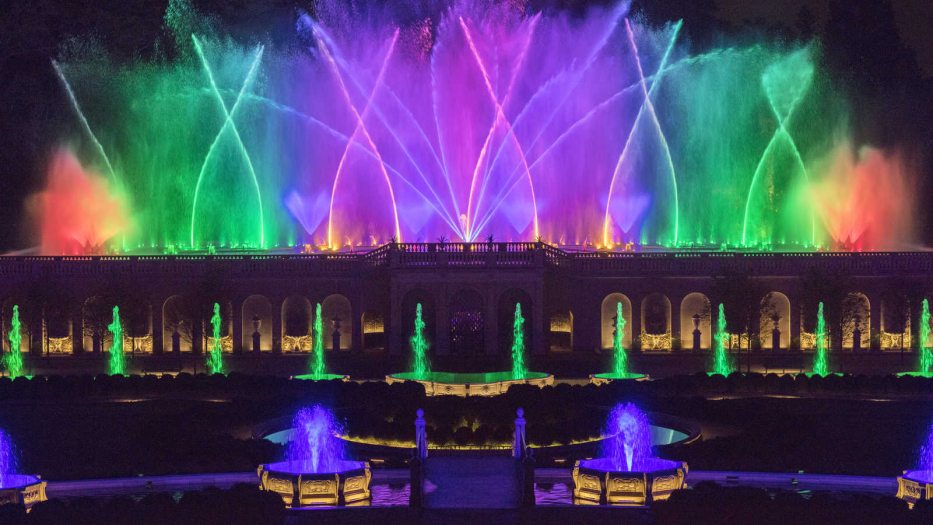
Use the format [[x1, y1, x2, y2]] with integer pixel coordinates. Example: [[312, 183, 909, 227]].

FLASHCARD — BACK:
[[44, 301, 72, 355], [449, 289, 485, 356], [881, 293, 910, 351], [759, 292, 791, 350], [361, 309, 385, 351], [242, 295, 273, 352], [841, 292, 870, 350], [548, 311, 573, 352], [680, 293, 711, 350], [2, 299, 32, 355], [321, 294, 352, 351], [601, 293, 633, 350], [82, 296, 109, 354], [401, 289, 435, 359], [498, 288, 532, 355], [162, 295, 193, 352], [203, 300, 233, 354], [281, 296, 312, 352], [120, 297, 152, 354], [640, 293, 672, 351]]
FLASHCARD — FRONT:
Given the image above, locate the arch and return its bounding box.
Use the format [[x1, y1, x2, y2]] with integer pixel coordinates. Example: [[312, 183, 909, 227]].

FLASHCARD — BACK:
[[120, 297, 152, 354], [162, 295, 193, 352], [759, 292, 791, 350], [281, 296, 312, 352], [841, 292, 870, 350], [640, 293, 672, 351], [361, 309, 385, 351], [401, 289, 435, 358], [601, 293, 633, 350], [44, 300, 73, 354], [498, 288, 532, 355], [880, 292, 910, 351], [321, 294, 353, 351], [82, 296, 109, 354], [548, 311, 573, 352], [242, 295, 273, 352], [449, 288, 485, 356], [680, 293, 711, 350]]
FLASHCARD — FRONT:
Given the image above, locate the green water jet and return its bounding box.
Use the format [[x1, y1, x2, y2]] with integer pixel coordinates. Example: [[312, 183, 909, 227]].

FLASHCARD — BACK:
[[310, 303, 326, 379], [108, 306, 126, 376], [4, 306, 24, 379], [919, 299, 932, 377], [410, 303, 430, 379], [206, 302, 225, 375], [511, 303, 527, 380], [812, 301, 829, 377], [612, 302, 629, 377], [711, 303, 734, 376]]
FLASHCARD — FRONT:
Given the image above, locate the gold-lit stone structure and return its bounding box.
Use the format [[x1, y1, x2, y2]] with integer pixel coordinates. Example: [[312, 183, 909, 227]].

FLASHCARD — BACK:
[[572, 459, 687, 506], [386, 371, 553, 397], [0, 475, 48, 512], [896, 471, 933, 508], [257, 460, 371, 507]]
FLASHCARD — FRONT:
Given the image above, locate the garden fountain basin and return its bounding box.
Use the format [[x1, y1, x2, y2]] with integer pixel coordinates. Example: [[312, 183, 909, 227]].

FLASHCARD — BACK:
[[386, 371, 553, 396], [590, 372, 648, 384], [0, 474, 47, 511], [258, 460, 371, 507], [572, 458, 687, 506], [291, 373, 350, 381], [896, 470, 933, 507]]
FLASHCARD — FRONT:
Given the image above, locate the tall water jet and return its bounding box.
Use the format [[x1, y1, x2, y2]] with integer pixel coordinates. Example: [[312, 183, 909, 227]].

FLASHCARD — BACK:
[[107, 306, 125, 376], [573, 403, 686, 505], [258, 405, 371, 506], [0, 428, 48, 509], [613, 302, 628, 377], [410, 303, 430, 379], [919, 299, 932, 378], [511, 303, 527, 380], [897, 421, 933, 507], [812, 301, 829, 377], [310, 303, 325, 379], [206, 302, 225, 375], [711, 303, 734, 376], [4, 306, 24, 379]]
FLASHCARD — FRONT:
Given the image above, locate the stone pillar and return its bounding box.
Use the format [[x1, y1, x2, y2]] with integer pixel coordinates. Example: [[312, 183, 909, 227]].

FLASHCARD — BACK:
[[485, 288, 498, 356], [436, 285, 450, 356], [389, 284, 402, 356], [629, 294, 643, 351], [192, 318, 203, 355], [271, 298, 283, 354], [232, 299, 243, 354], [790, 298, 801, 351], [152, 298, 164, 355], [670, 294, 682, 351], [869, 295, 881, 351], [532, 283, 545, 356], [351, 301, 362, 353], [71, 307, 84, 355]]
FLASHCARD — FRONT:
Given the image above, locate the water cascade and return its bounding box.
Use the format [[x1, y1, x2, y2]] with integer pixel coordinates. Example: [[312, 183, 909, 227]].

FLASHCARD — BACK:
[[4, 306, 24, 379], [812, 301, 829, 377], [107, 306, 125, 376], [285, 405, 346, 473], [711, 303, 733, 376], [0, 429, 17, 488], [612, 302, 628, 377], [605, 403, 652, 472], [310, 303, 326, 379], [206, 302, 225, 375], [410, 303, 430, 379], [511, 303, 527, 380], [919, 299, 932, 377]]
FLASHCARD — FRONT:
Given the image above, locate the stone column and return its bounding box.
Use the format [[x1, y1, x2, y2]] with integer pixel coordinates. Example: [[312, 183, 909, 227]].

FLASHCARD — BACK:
[[532, 283, 545, 356], [436, 285, 450, 356], [869, 294, 881, 351], [271, 297, 283, 354], [670, 294, 682, 351], [485, 287, 498, 356], [152, 298, 164, 355], [789, 297, 801, 351], [71, 307, 83, 355], [389, 284, 402, 356], [629, 293, 643, 351], [351, 299, 362, 353], [232, 299, 243, 354]]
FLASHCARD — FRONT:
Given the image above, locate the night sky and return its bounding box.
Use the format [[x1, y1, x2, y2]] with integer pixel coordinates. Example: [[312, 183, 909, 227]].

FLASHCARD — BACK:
[[0, 0, 931, 251]]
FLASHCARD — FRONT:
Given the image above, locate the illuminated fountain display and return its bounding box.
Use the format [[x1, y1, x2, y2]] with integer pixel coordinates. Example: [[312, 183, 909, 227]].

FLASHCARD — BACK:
[[293, 303, 347, 381], [107, 306, 126, 376], [0, 429, 47, 511], [258, 405, 371, 506], [205, 303, 225, 375], [897, 422, 933, 507], [388, 302, 552, 396], [572, 403, 686, 506], [709, 303, 734, 377], [592, 302, 645, 383], [37, 0, 916, 256], [4, 306, 25, 379]]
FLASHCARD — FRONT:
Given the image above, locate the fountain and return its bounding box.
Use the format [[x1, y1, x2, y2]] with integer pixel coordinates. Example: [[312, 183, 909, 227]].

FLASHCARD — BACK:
[[205, 302, 225, 375], [293, 303, 347, 381], [917, 299, 932, 377], [710, 304, 734, 376], [388, 302, 553, 396], [0, 429, 47, 511], [572, 403, 686, 506], [258, 406, 370, 506], [592, 302, 646, 383], [897, 421, 933, 507], [811, 301, 830, 377], [42, 0, 917, 255], [4, 306, 25, 379], [107, 306, 126, 376]]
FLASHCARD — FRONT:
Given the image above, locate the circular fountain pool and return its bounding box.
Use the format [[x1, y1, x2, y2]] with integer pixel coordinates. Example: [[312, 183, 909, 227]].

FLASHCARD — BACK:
[[386, 370, 553, 396], [590, 372, 648, 384], [0, 474, 47, 510], [291, 373, 349, 381]]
